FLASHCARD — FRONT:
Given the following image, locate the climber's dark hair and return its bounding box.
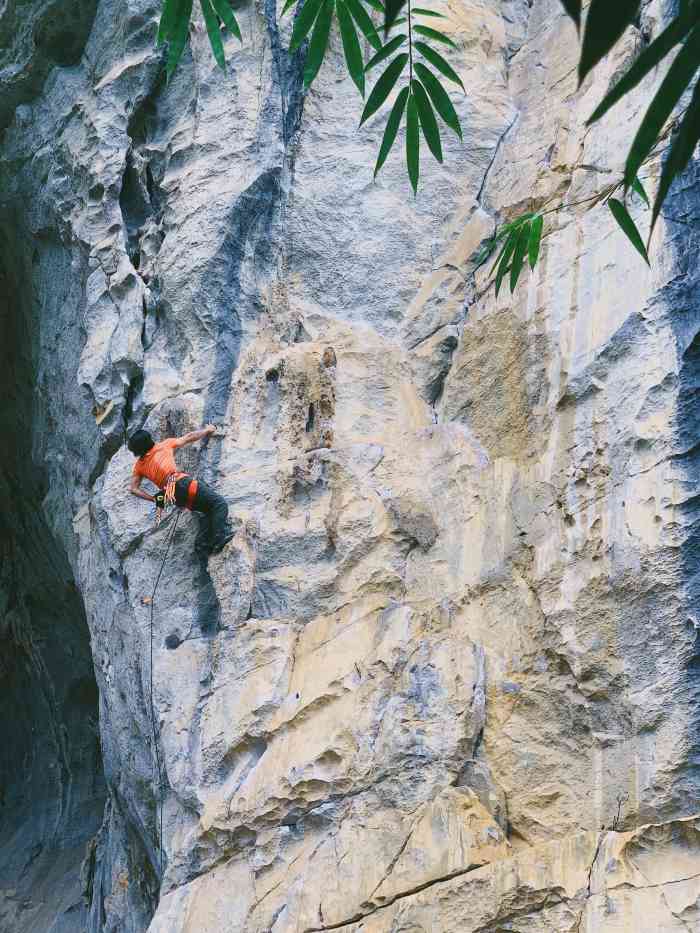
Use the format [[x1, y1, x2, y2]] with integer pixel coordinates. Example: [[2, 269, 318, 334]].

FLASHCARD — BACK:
[[128, 429, 155, 458]]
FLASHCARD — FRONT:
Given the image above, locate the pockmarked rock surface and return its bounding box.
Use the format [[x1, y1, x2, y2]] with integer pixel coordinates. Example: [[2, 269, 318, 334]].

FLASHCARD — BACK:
[[2, 0, 700, 930]]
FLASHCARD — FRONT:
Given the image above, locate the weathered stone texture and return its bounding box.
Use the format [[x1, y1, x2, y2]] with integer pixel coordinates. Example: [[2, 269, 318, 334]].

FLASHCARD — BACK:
[[2, 0, 700, 930]]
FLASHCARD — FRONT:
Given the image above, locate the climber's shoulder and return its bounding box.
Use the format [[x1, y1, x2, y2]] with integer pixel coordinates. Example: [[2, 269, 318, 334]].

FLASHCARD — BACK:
[[155, 437, 180, 450]]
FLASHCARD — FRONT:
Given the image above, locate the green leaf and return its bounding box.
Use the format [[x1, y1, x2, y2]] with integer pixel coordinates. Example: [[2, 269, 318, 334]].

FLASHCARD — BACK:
[[337, 0, 365, 95], [364, 0, 385, 11], [412, 7, 447, 17], [559, 0, 581, 29], [496, 212, 536, 240], [345, 0, 382, 50], [360, 53, 409, 124], [374, 85, 409, 176], [211, 0, 242, 40], [383, 0, 406, 35], [631, 175, 649, 208], [608, 198, 650, 265], [413, 62, 461, 138], [587, 4, 698, 124], [290, 0, 324, 53], [473, 238, 497, 266], [510, 220, 531, 292], [282, 0, 297, 14], [158, 0, 181, 43], [494, 231, 518, 297], [412, 79, 443, 163], [365, 34, 407, 72], [303, 0, 335, 88], [413, 24, 456, 48], [406, 92, 420, 194], [201, 0, 226, 69], [651, 77, 700, 230], [624, 25, 700, 188], [166, 0, 194, 77], [414, 41, 464, 90], [579, 0, 640, 85], [528, 214, 543, 270]]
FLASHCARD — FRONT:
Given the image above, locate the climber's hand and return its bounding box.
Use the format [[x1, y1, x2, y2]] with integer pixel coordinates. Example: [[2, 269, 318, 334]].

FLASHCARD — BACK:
[[204, 424, 217, 435]]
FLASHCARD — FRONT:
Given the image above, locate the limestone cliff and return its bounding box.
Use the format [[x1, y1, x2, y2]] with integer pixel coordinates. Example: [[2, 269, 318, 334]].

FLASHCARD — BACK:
[[2, 0, 700, 930]]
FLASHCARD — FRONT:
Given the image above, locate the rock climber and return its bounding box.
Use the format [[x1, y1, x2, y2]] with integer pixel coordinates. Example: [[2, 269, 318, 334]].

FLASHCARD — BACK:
[[128, 426, 234, 553]]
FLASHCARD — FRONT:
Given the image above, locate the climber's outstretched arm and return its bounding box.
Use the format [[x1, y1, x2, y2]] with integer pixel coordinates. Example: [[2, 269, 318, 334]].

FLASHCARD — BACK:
[[173, 425, 216, 448], [130, 474, 156, 503]]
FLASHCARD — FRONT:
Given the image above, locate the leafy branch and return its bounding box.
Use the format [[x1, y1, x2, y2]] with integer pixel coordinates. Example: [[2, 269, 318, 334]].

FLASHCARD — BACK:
[[157, 0, 465, 192], [564, 0, 700, 232], [380, 0, 700, 217], [281, 0, 466, 191], [475, 172, 652, 298], [158, 0, 242, 77]]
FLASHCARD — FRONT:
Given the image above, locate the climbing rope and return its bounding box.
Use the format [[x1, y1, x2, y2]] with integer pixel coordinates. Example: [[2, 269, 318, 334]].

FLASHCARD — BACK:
[[148, 508, 181, 875]]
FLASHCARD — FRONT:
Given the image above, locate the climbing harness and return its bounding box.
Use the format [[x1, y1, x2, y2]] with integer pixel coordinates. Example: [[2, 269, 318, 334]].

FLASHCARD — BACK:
[[148, 507, 181, 874], [155, 475, 198, 526]]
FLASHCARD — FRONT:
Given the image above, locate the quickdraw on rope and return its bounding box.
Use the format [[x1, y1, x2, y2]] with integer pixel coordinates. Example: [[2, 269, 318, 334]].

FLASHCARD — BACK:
[[148, 506, 181, 875]]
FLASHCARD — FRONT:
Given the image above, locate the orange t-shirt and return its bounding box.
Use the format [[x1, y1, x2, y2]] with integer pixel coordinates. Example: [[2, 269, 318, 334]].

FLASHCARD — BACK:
[[132, 438, 186, 489]]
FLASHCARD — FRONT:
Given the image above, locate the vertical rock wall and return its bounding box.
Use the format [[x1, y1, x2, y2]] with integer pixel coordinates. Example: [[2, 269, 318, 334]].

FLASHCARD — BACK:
[[2, 0, 700, 930]]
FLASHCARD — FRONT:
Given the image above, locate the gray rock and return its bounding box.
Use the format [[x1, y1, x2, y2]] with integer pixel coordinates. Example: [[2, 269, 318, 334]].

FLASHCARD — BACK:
[[2, 0, 700, 930]]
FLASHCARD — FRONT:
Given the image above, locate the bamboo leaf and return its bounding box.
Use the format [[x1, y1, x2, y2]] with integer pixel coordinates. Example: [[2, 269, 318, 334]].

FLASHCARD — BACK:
[[496, 212, 536, 240], [412, 7, 447, 17], [290, 0, 324, 53], [495, 231, 518, 297], [473, 238, 497, 266], [201, 0, 226, 69], [282, 0, 297, 14], [412, 79, 443, 163], [158, 0, 181, 43], [510, 220, 531, 292], [414, 40, 464, 90], [608, 198, 650, 265], [360, 53, 409, 124], [337, 0, 365, 95], [587, 3, 698, 124], [383, 0, 406, 35], [211, 0, 242, 39], [559, 0, 581, 29], [651, 78, 700, 230], [364, 0, 385, 11], [374, 85, 410, 176], [631, 175, 649, 207], [345, 0, 382, 50], [624, 25, 700, 188], [579, 0, 641, 85], [365, 34, 407, 72], [406, 92, 420, 194], [413, 61, 462, 138], [303, 0, 335, 88], [413, 24, 456, 48], [166, 0, 193, 77], [528, 214, 543, 270]]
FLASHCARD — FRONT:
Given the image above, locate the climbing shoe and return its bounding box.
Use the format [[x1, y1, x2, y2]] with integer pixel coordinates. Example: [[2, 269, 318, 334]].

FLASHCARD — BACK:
[[209, 531, 235, 554]]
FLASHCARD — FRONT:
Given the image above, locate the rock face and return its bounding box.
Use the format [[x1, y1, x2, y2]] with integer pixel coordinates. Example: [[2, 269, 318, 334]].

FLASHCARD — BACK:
[[2, 0, 700, 930]]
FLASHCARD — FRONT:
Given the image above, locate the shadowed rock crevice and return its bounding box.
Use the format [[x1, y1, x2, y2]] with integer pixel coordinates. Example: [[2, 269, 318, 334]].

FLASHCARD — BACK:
[[0, 220, 106, 932]]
